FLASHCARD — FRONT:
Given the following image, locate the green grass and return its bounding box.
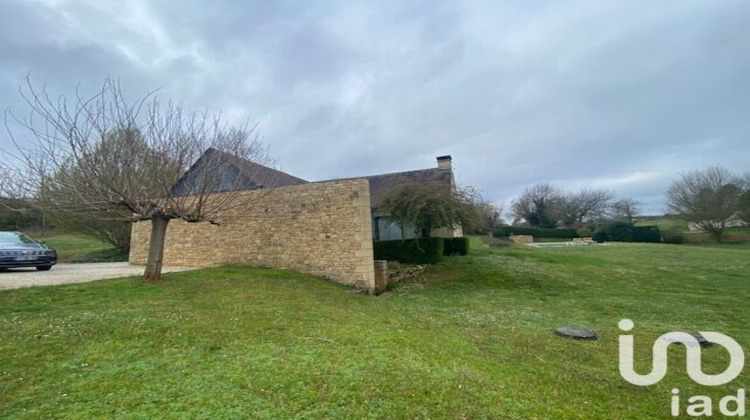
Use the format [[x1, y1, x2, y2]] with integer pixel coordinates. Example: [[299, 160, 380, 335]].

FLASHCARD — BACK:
[[683, 229, 750, 245], [533, 237, 571, 242], [635, 219, 750, 245], [1, 244, 748, 418], [27, 233, 127, 263], [38, 234, 112, 262]]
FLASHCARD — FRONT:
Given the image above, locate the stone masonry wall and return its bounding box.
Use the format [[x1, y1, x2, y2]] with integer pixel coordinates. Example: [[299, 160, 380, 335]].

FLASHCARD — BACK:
[[129, 179, 375, 290]]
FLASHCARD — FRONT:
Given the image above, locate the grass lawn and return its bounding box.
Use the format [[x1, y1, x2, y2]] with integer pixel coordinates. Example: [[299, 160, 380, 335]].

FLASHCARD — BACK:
[[683, 228, 750, 245], [26, 233, 127, 263], [1, 243, 748, 418], [36, 234, 111, 262], [533, 237, 571, 242], [635, 219, 750, 244]]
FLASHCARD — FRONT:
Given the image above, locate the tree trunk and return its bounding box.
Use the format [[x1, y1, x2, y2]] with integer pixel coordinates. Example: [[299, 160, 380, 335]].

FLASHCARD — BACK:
[[143, 216, 170, 282]]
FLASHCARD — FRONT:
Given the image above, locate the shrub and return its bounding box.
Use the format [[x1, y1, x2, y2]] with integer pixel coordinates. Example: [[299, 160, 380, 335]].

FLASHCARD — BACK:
[[443, 237, 470, 256], [374, 238, 445, 264], [606, 221, 634, 242], [576, 227, 592, 237], [493, 226, 577, 239], [662, 229, 686, 244], [590, 221, 633, 242], [591, 221, 654, 242], [632, 226, 661, 243], [592, 230, 608, 242]]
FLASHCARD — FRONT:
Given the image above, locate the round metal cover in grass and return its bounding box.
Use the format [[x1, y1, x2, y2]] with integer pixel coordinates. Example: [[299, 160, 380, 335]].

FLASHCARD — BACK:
[[662, 332, 713, 348], [554, 327, 598, 340], [690, 333, 712, 347]]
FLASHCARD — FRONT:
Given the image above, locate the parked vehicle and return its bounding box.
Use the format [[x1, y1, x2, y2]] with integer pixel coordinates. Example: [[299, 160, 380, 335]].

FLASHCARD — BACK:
[[0, 232, 57, 271]]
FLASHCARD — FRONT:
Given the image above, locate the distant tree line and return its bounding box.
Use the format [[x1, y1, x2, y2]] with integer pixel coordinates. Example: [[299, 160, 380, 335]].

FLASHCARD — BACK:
[[508, 183, 637, 228], [502, 166, 749, 243], [0, 199, 45, 231]]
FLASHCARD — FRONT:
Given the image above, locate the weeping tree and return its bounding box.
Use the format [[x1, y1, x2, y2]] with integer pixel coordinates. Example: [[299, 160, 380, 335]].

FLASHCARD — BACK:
[[378, 182, 476, 238], [5, 78, 270, 280]]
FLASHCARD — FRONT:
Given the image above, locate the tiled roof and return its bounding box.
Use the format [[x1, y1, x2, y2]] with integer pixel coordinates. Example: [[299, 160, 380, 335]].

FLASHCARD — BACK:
[[171, 148, 307, 196], [353, 168, 452, 207], [176, 149, 451, 207], [216, 149, 308, 188]]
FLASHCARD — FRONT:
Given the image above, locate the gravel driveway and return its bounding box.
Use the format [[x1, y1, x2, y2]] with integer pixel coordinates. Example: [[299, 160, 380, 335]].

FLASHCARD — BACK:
[[0, 262, 197, 291]]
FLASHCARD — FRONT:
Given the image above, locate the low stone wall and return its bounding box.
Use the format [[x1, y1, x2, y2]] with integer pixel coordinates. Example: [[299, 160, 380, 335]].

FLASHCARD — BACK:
[[129, 179, 376, 290], [509, 235, 533, 244]]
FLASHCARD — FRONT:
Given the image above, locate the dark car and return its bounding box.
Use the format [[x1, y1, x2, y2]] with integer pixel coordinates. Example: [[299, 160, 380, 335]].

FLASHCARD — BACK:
[[0, 231, 57, 271]]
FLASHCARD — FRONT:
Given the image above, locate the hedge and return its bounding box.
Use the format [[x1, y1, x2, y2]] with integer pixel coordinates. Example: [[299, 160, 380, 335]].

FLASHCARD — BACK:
[[592, 230, 608, 242], [632, 226, 662, 243], [662, 228, 686, 244], [373, 237, 444, 264], [606, 221, 634, 242], [493, 226, 577, 239], [593, 223, 662, 243], [493, 224, 663, 243], [443, 237, 470, 256]]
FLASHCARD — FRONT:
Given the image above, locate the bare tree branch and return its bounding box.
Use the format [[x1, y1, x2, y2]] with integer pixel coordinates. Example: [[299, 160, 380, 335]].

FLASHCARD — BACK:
[[4, 77, 273, 280], [666, 166, 744, 242]]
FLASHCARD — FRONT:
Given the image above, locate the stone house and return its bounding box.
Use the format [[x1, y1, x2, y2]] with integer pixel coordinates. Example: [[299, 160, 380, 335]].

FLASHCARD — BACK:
[[338, 155, 462, 241], [129, 151, 462, 292]]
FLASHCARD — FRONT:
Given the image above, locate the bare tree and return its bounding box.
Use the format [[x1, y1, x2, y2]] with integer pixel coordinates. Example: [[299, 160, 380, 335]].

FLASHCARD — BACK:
[[5, 78, 270, 280], [475, 198, 504, 238], [666, 166, 745, 242], [740, 173, 750, 224], [510, 183, 561, 227], [610, 198, 642, 223], [557, 188, 613, 226]]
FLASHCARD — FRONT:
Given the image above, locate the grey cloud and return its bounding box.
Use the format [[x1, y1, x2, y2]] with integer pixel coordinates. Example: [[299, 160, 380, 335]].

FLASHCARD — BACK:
[[1, 0, 748, 215]]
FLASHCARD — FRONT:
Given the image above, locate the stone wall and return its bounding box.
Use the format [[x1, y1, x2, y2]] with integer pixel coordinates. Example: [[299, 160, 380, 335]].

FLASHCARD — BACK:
[[129, 179, 376, 290], [509, 235, 533, 244]]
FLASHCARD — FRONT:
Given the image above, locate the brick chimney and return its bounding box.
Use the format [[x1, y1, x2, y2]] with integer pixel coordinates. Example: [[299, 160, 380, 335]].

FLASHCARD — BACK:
[[436, 155, 452, 170]]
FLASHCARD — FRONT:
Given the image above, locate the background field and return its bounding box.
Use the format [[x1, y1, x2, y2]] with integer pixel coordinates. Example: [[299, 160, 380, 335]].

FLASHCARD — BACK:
[[634, 218, 689, 232], [25, 233, 127, 263], [1, 240, 748, 418], [635, 219, 750, 244]]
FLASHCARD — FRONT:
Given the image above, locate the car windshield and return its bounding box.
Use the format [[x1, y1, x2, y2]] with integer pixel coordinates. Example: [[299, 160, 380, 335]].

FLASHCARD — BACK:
[[0, 232, 37, 246]]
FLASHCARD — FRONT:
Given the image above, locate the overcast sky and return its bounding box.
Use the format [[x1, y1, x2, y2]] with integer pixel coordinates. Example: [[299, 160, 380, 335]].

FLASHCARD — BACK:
[[1, 0, 749, 214]]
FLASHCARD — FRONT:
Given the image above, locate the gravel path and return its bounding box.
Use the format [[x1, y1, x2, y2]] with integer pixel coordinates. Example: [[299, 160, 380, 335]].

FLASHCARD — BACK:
[[0, 262, 197, 291]]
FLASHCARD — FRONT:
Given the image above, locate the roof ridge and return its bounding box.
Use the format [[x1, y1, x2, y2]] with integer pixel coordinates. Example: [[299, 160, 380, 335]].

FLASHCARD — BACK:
[[328, 167, 439, 183], [211, 148, 308, 184]]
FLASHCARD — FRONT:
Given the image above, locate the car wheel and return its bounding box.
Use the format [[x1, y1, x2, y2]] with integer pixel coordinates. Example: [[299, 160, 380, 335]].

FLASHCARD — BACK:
[[36, 265, 52, 271]]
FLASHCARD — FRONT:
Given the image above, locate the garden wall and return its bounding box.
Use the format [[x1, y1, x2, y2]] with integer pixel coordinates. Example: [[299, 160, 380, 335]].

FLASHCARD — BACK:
[[129, 179, 376, 291]]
